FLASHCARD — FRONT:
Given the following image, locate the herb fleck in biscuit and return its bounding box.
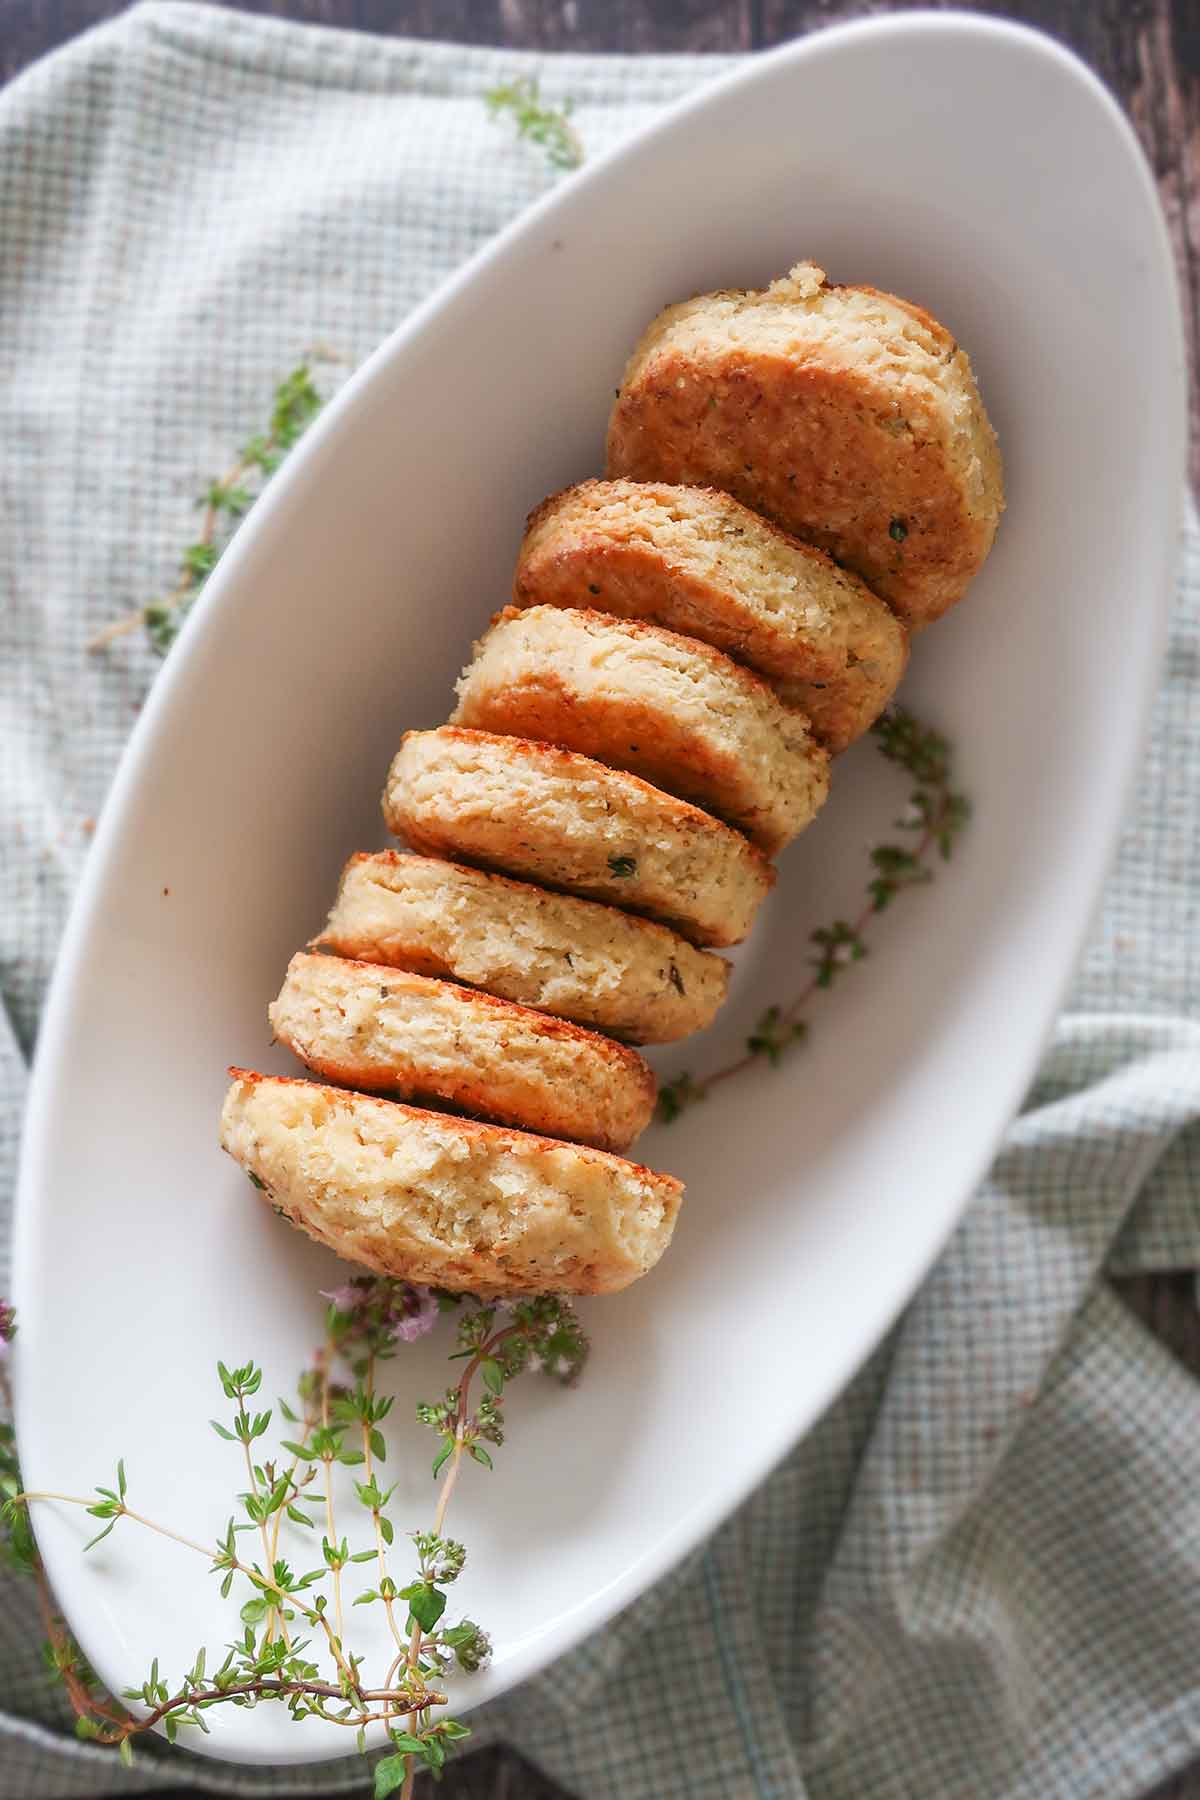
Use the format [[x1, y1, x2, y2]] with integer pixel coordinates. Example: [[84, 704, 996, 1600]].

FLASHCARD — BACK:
[[270, 951, 656, 1153], [383, 727, 774, 948], [607, 262, 1003, 629], [513, 479, 908, 751], [220, 1070, 682, 1296], [314, 852, 729, 1043], [453, 606, 829, 855]]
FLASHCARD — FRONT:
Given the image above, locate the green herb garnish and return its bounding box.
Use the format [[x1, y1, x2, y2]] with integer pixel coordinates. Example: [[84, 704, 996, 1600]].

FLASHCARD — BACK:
[[3, 1285, 587, 1791], [484, 76, 583, 173], [657, 706, 969, 1122], [90, 361, 333, 657]]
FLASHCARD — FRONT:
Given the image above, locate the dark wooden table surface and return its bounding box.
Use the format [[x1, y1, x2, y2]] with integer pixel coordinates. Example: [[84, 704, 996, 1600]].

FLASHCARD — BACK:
[[4, 4, 1198, 1797]]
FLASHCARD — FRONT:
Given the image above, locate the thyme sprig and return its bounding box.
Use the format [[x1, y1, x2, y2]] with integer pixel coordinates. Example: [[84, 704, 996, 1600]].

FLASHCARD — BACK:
[[657, 707, 970, 1122], [484, 76, 583, 172], [89, 360, 334, 657], [2, 1284, 588, 1796]]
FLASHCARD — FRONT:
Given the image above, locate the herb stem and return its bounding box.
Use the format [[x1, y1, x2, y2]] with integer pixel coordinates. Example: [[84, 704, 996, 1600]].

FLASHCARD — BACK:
[[236, 1396, 291, 1650], [657, 710, 968, 1122], [400, 1604, 428, 1777], [362, 1355, 405, 1663], [774, 822, 936, 1035], [17, 1489, 106, 1511], [432, 1431, 466, 1540], [691, 869, 917, 1102], [87, 360, 331, 656], [126, 1676, 447, 1746], [31, 1558, 132, 1734], [268, 1409, 315, 1569], [398, 1317, 521, 1772], [400, 1326, 500, 1780], [87, 452, 246, 653], [317, 1348, 346, 1649], [119, 1505, 220, 1561], [18, 1491, 215, 1560], [20, 1486, 367, 1710]]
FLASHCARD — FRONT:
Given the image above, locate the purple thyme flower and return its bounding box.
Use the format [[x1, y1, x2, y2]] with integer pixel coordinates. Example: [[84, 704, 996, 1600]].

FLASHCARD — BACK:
[[320, 1278, 438, 1344], [320, 1283, 362, 1315], [390, 1286, 439, 1343]]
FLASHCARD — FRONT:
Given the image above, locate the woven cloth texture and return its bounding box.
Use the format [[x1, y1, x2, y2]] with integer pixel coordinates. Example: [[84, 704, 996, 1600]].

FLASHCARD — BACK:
[[1, 7, 1198, 1795]]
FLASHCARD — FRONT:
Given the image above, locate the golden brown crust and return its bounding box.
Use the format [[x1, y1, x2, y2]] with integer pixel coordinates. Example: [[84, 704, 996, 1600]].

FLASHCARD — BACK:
[[221, 1070, 682, 1296], [269, 951, 656, 1153], [606, 265, 1003, 629], [513, 479, 908, 750], [227, 1066, 670, 1172], [383, 726, 775, 948], [845, 284, 955, 347], [452, 605, 829, 854], [313, 851, 731, 1043]]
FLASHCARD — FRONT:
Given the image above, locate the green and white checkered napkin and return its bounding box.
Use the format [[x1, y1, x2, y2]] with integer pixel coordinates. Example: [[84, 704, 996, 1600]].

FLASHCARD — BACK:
[[3, 6, 1199, 1794]]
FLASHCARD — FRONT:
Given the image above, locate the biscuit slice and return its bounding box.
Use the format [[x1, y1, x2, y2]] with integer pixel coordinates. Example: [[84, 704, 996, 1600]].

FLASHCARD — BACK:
[[220, 1070, 682, 1296], [314, 852, 729, 1044], [606, 262, 1003, 630], [383, 727, 774, 948], [452, 606, 829, 855], [513, 480, 909, 752], [270, 951, 655, 1153]]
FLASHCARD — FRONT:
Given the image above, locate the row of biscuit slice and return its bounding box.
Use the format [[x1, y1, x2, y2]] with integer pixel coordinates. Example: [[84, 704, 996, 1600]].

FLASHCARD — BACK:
[[332, 257, 1001, 1287], [354, 560, 842, 1234], [224, 605, 802, 1290], [224, 709, 746, 1291], [221, 258, 1001, 1297], [219, 599, 746, 1289], [301, 510, 873, 1273]]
